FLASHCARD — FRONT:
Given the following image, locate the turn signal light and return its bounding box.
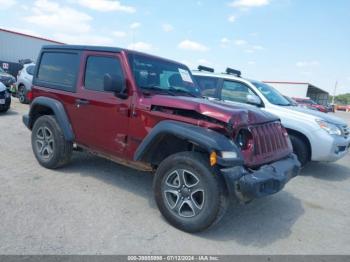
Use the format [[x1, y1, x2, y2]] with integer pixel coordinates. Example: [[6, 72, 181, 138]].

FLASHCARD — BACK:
[[210, 151, 217, 166]]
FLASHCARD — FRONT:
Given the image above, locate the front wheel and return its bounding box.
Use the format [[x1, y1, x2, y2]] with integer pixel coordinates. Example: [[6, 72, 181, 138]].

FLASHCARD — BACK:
[[0, 106, 9, 113], [153, 152, 228, 233], [289, 134, 309, 167]]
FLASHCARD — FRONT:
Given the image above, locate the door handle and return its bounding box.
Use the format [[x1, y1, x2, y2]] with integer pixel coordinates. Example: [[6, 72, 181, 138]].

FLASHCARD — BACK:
[[75, 99, 90, 106]]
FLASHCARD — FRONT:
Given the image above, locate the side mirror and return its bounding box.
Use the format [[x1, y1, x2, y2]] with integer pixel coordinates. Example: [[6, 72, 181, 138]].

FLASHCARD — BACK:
[[246, 94, 262, 106], [103, 73, 124, 93]]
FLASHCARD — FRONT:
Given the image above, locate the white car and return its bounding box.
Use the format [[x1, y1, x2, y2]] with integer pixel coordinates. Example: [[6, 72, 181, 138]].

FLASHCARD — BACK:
[[192, 68, 350, 166], [16, 63, 35, 104], [0, 81, 11, 113]]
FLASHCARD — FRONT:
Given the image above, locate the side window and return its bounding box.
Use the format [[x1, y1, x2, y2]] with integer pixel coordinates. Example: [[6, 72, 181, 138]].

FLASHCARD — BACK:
[[84, 56, 124, 92], [193, 76, 218, 97], [37, 52, 79, 92], [26, 65, 35, 76], [221, 80, 252, 103]]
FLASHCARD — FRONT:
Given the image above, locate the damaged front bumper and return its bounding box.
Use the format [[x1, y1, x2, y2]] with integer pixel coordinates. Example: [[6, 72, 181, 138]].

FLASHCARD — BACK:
[[220, 154, 300, 202]]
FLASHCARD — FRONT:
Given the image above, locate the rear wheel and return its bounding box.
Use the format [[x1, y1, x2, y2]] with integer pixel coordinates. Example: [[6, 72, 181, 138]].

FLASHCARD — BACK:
[[289, 134, 309, 167], [31, 115, 73, 169], [154, 152, 228, 232], [18, 85, 28, 104]]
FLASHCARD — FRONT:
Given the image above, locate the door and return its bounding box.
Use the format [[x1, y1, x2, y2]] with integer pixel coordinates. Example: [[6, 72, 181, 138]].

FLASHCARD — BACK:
[[69, 51, 131, 157]]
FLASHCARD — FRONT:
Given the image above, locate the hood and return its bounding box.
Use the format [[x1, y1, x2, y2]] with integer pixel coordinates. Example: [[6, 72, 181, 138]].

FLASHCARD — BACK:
[[287, 106, 347, 126], [0, 71, 14, 79], [0, 82, 6, 92], [143, 95, 279, 126]]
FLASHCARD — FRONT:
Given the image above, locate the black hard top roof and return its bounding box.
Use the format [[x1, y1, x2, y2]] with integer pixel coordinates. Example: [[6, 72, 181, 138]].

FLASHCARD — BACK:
[[42, 44, 124, 53], [42, 45, 187, 67]]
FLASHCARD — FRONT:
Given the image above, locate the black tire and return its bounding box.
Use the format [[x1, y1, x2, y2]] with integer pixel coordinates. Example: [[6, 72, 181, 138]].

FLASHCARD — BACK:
[[31, 115, 73, 169], [289, 134, 309, 166], [18, 85, 29, 104], [154, 152, 228, 233], [0, 107, 9, 113]]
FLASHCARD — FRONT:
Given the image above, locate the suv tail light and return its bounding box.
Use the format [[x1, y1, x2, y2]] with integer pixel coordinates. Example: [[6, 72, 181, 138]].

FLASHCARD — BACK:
[[27, 90, 33, 101]]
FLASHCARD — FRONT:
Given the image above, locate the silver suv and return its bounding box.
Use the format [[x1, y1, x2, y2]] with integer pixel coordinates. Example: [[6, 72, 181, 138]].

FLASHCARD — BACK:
[[192, 67, 350, 166], [16, 63, 35, 104]]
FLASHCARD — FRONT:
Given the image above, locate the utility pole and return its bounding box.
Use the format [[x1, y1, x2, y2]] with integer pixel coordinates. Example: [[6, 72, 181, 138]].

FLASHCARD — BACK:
[[332, 81, 338, 104]]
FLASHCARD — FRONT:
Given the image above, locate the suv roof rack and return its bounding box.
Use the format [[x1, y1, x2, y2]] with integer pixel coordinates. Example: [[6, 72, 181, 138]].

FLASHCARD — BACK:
[[197, 65, 214, 73], [225, 67, 241, 77]]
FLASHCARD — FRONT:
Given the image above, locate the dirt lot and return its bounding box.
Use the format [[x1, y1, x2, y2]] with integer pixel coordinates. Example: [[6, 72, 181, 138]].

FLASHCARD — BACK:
[[0, 99, 350, 255]]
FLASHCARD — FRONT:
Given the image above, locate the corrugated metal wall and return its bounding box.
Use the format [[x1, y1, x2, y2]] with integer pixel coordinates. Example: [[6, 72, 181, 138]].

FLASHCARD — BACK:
[[0, 30, 59, 63], [267, 83, 309, 98]]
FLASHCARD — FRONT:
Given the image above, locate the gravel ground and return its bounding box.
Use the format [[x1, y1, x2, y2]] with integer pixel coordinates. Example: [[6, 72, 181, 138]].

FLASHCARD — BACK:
[[0, 99, 349, 255]]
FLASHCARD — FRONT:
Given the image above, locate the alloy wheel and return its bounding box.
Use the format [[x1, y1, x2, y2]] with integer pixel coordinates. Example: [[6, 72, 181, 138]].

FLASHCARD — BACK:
[[35, 126, 55, 160], [163, 169, 205, 218]]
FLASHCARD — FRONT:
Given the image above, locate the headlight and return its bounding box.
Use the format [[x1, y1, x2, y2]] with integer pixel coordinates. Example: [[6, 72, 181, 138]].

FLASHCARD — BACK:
[[5, 91, 11, 98], [221, 151, 238, 159], [316, 119, 342, 136]]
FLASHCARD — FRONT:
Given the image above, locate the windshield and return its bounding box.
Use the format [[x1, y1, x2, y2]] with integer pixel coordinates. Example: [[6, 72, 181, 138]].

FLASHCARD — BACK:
[[252, 81, 291, 106], [128, 53, 201, 97]]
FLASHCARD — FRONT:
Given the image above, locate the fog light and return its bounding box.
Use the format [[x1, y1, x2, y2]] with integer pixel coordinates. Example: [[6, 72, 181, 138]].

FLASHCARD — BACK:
[[210, 151, 217, 166]]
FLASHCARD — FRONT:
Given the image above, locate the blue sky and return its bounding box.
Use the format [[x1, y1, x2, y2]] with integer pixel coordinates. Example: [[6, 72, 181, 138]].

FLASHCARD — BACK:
[[1, 0, 349, 94]]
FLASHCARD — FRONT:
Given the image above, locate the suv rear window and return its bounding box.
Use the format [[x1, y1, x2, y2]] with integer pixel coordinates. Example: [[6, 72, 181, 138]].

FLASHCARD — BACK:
[[36, 52, 79, 92], [26, 65, 35, 76]]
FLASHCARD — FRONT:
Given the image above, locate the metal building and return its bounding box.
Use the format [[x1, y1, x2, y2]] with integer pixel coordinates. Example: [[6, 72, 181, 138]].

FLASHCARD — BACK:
[[0, 28, 63, 76], [263, 81, 329, 106]]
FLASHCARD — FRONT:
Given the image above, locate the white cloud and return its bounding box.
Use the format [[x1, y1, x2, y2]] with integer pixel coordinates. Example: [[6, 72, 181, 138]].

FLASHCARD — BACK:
[[5, 27, 42, 38], [296, 61, 320, 67], [23, 0, 92, 34], [162, 23, 174, 32], [220, 37, 230, 48], [230, 0, 270, 8], [197, 59, 212, 66], [76, 0, 135, 13], [128, 42, 152, 51], [130, 22, 141, 29], [221, 37, 230, 44], [252, 45, 264, 50], [178, 40, 209, 52], [244, 49, 254, 53], [248, 61, 256, 65], [234, 39, 247, 46], [54, 33, 114, 46], [228, 15, 236, 23], [181, 60, 195, 69], [0, 0, 16, 9], [112, 31, 126, 38], [300, 71, 312, 76]]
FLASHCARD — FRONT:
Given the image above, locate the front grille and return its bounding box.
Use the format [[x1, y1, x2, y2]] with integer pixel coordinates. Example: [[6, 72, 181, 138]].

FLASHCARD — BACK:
[[0, 91, 5, 99], [250, 122, 290, 157]]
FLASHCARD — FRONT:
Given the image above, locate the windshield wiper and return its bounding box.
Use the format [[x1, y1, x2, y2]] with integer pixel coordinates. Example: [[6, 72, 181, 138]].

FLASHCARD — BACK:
[[140, 86, 176, 96], [275, 103, 291, 106], [168, 86, 198, 97]]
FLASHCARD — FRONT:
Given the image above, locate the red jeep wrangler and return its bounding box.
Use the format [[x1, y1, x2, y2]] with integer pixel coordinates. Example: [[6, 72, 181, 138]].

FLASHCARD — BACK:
[[23, 45, 300, 232]]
